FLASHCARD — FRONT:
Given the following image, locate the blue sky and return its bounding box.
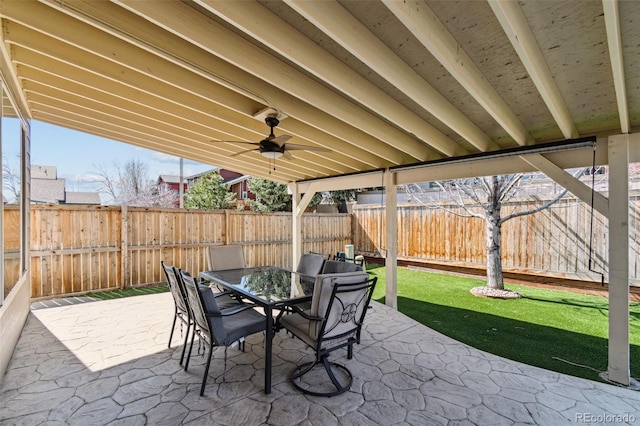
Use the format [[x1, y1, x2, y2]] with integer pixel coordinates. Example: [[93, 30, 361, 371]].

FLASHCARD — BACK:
[[28, 121, 214, 193]]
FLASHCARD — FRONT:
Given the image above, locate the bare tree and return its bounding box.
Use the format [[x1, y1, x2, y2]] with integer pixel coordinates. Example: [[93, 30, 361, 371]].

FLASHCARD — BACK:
[[93, 159, 176, 207], [406, 170, 588, 292], [2, 157, 20, 203]]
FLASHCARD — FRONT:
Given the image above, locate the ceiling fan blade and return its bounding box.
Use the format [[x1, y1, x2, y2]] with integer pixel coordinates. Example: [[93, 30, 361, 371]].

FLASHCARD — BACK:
[[283, 143, 331, 152], [230, 148, 259, 157], [282, 151, 294, 160], [211, 140, 260, 147], [271, 135, 292, 146]]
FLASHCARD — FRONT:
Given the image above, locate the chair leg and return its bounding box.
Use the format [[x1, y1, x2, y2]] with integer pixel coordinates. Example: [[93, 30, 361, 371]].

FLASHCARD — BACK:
[[168, 313, 177, 348], [184, 325, 197, 371], [347, 342, 353, 360], [290, 356, 353, 397], [322, 355, 351, 394], [200, 343, 214, 396], [179, 322, 190, 366]]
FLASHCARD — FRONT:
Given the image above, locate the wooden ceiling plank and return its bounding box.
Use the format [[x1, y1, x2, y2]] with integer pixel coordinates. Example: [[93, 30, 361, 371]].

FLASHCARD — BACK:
[[383, 0, 531, 147], [8, 0, 398, 168], [197, 0, 466, 158], [113, 0, 432, 163], [286, 0, 495, 152], [602, 0, 629, 134], [488, 0, 579, 140]]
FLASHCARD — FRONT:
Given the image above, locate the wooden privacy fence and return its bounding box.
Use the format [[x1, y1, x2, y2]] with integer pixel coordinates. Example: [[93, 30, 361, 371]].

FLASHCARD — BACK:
[[6, 195, 640, 299], [353, 195, 640, 284], [28, 205, 352, 299]]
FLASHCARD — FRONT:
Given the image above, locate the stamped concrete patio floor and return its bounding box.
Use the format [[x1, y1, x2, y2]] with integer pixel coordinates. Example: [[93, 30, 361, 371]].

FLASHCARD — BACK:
[[2, 292, 639, 425]]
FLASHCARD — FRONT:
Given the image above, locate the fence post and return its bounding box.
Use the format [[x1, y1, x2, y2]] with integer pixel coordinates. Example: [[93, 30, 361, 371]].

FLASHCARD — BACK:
[[224, 210, 230, 245], [120, 204, 129, 290]]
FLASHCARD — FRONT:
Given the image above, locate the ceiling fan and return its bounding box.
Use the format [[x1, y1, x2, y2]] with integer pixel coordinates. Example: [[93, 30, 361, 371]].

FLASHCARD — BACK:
[[217, 116, 331, 160]]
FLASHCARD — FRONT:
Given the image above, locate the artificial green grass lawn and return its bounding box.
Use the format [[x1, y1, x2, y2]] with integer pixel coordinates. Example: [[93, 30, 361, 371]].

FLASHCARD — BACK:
[[367, 264, 640, 383]]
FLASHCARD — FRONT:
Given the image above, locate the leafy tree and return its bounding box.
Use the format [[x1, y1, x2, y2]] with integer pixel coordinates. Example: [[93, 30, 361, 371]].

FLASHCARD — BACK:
[[327, 190, 356, 213], [247, 177, 291, 212], [184, 170, 236, 209]]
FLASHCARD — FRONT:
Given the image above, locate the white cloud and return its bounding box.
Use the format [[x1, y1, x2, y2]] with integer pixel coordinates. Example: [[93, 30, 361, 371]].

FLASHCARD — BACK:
[[151, 152, 178, 162]]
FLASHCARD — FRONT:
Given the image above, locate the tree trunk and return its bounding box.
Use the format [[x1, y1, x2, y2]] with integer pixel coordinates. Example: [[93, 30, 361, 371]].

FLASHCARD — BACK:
[[486, 176, 504, 290], [485, 209, 504, 290]]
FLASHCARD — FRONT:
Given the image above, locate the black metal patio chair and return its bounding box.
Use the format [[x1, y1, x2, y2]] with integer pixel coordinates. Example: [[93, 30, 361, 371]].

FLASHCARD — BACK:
[[276, 271, 377, 396], [180, 269, 267, 396]]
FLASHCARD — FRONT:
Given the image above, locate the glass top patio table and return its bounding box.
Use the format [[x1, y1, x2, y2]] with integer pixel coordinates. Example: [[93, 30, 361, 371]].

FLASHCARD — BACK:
[[201, 266, 314, 305], [200, 266, 314, 394]]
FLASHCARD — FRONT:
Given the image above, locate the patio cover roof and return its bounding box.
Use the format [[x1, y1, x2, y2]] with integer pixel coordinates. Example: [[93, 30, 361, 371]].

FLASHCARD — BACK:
[[0, 0, 638, 184]]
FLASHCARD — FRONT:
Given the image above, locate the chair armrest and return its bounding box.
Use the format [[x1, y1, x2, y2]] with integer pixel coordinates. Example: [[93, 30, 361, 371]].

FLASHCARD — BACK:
[[285, 304, 323, 322], [207, 305, 259, 317]]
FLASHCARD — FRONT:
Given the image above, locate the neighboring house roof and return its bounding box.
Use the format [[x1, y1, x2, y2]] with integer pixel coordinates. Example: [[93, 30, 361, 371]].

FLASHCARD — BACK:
[[225, 175, 251, 186], [31, 178, 66, 203], [31, 165, 57, 180], [186, 169, 216, 181], [65, 192, 101, 205], [157, 175, 184, 185]]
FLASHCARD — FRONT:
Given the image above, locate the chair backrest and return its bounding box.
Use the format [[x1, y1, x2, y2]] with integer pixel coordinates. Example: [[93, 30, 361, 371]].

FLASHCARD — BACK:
[[311, 272, 376, 348], [162, 261, 189, 315], [207, 245, 245, 271], [180, 268, 228, 345], [296, 253, 326, 278], [321, 260, 363, 274], [309, 251, 330, 260]]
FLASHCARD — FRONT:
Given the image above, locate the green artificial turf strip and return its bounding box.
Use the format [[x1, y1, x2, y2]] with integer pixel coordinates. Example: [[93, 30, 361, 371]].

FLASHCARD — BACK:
[[86, 285, 169, 300], [367, 264, 640, 383]]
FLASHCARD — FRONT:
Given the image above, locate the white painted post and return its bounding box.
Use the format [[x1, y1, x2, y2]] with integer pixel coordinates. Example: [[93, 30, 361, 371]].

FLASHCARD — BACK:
[[384, 169, 398, 310], [289, 183, 303, 271], [607, 134, 630, 385]]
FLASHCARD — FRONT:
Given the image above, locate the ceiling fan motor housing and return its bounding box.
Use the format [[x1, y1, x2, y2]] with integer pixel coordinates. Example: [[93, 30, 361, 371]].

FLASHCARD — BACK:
[[259, 140, 285, 158]]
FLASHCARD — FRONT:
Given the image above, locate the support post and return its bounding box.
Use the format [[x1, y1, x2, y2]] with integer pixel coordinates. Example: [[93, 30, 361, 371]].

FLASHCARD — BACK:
[[607, 134, 630, 385], [289, 183, 303, 270], [384, 169, 398, 309], [120, 204, 129, 290]]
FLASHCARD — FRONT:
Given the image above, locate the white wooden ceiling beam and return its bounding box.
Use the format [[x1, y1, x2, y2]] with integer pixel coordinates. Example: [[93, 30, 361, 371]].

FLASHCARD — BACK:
[[114, 0, 437, 163], [25, 87, 334, 178], [10, 44, 339, 180], [197, 0, 466, 158], [286, 0, 497, 153], [13, 49, 369, 178], [5, 0, 393, 168], [488, 0, 579, 140], [297, 171, 385, 194], [602, 0, 629, 134], [19, 62, 357, 177], [395, 139, 611, 185], [33, 104, 304, 182], [383, 0, 533, 147], [0, 18, 30, 117]]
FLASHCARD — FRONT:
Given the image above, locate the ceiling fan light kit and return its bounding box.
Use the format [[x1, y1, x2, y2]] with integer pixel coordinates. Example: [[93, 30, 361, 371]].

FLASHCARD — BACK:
[[212, 115, 331, 161]]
